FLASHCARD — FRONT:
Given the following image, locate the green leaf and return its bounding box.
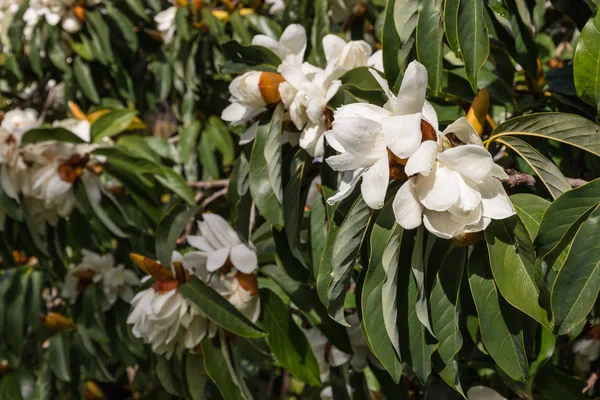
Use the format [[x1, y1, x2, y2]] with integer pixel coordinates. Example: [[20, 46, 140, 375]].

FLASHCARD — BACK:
[[155, 204, 199, 267], [361, 199, 403, 383], [444, 0, 460, 55], [283, 150, 309, 267], [259, 289, 321, 386], [411, 227, 434, 337], [179, 120, 201, 165], [430, 246, 465, 393], [536, 178, 600, 259], [106, 5, 139, 53], [327, 197, 372, 325], [382, 225, 403, 357], [383, 0, 403, 86], [0, 371, 23, 400], [416, 0, 443, 94], [489, 113, 600, 158], [202, 337, 246, 400], [6, 271, 29, 357], [310, 192, 327, 278], [186, 354, 208, 400], [249, 105, 284, 230], [73, 57, 100, 104], [495, 136, 571, 199], [180, 276, 266, 338], [394, 0, 418, 44], [48, 332, 71, 383], [75, 178, 128, 239], [155, 167, 196, 205], [124, 0, 149, 21], [20, 128, 86, 145], [228, 154, 252, 242], [574, 10, 600, 109], [510, 194, 550, 240], [468, 245, 528, 382], [485, 216, 552, 330], [156, 356, 183, 396], [457, 0, 489, 92], [534, 364, 586, 400], [309, 0, 329, 67], [91, 109, 138, 142], [550, 206, 600, 335], [86, 10, 115, 64]]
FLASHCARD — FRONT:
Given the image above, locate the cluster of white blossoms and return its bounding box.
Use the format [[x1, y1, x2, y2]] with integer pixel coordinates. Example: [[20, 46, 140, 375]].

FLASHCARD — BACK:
[[0, 108, 98, 229], [62, 249, 140, 310], [222, 24, 382, 157], [21, 0, 96, 40], [325, 61, 515, 239], [154, 5, 177, 44], [127, 214, 260, 359]]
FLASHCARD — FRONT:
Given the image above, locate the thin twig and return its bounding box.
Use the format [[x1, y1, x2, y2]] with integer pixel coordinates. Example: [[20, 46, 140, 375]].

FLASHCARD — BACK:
[[188, 179, 229, 189], [566, 177, 589, 188], [201, 187, 228, 208], [38, 83, 57, 123], [502, 169, 536, 188]]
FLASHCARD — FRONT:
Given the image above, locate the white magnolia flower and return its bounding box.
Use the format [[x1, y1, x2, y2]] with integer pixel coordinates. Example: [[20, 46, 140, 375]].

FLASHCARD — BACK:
[[367, 49, 383, 72], [23, 0, 83, 40], [1, 108, 39, 139], [62, 250, 140, 310], [393, 117, 514, 239], [127, 252, 217, 359], [184, 213, 258, 274], [325, 61, 436, 209], [466, 386, 507, 400], [573, 338, 600, 373], [52, 117, 91, 142], [154, 6, 176, 44], [265, 0, 285, 16], [221, 71, 281, 126], [252, 24, 307, 66]]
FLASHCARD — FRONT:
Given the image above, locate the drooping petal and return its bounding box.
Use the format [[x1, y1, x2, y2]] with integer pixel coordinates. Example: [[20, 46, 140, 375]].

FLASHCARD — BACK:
[[383, 113, 422, 159], [421, 100, 439, 132], [278, 24, 307, 64], [360, 156, 389, 209], [206, 247, 230, 272], [299, 120, 326, 157], [437, 144, 494, 183], [322, 34, 346, 65], [415, 164, 460, 212], [441, 117, 481, 145], [182, 251, 209, 280], [327, 168, 366, 205], [229, 243, 258, 274], [221, 103, 263, 125], [479, 176, 515, 220], [491, 163, 508, 179], [369, 68, 393, 99], [202, 214, 241, 247], [239, 122, 258, 145], [186, 235, 214, 252], [422, 210, 465, 239], [404, 140, 439, 177], [393, 181, 423, 229], [394, 61, 428, 115]]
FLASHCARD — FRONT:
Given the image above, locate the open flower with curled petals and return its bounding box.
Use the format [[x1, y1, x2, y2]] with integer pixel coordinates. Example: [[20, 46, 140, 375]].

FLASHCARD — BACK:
[[1, 108, 39, 138], [184, 213, 258, 274], [393, 117, 514, 239], [252, 24, 307, 66], [127, 252, 217, 359], [62, 249, 139, 310], [325, 61, 438, 209]]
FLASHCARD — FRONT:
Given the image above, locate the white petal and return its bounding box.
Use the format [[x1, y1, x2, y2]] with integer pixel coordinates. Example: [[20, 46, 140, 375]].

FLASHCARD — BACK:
[[415, 164, 460, 212], [479, 177, 515, 220], [404, 141, 439, 177], [422, 210, 465, 239], [421, 100, 439, 132], [278, 24, 307, 63], [360, 157, 389, 209], [202, 214, 241, 247], [491, 163, 508, 179], [206, 247, 230, 272], [393, 181, 423, 229], [442, 117, 480, 145], [322, 34, 346, 65], [239, 122, 258, 145], [221, 103, 263, 125], [327, 169, 366, 205], [369, 68, 393, 99], [437, 144, 494, 184], [230, 244, 258, 274], [395, 61, 428, 115], [383, 113, 422, 158], [466, 386, 507, 400]]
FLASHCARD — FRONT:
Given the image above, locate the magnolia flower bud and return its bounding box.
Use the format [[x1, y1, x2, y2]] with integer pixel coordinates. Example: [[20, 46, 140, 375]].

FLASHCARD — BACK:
[[74, 6, 85, 23], [466, 89, 489, 136], [258, 72, 285, 105], [40, 312, 75, 331], [68, 101, 87, 121], [129, 253, 174, 281]]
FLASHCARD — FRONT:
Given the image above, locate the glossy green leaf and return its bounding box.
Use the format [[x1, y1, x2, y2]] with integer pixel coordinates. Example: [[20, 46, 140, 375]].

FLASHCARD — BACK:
[[416, 0, 443, 94], [155, 204, 199, 267], [6, 271, 29, 357], [106, 4, 139, 53], [430, 246, 465, 393], [394, 0, 418, 44], [259, 289, 321, 386], [124, 0, 149, 21], [382, 224, 403, 357], [249, 105, 284, 230], [283, 150, 309, 267], [180, 276, 266, 338], [457, 0, 489, 92], [485, 216, 552, 330], [361, 200, 403, 382], [20, 128, 86, 145], [536, 178, 600, 259], [495, 136, 571, 199], [48, 332, 71, 382], [202, 337, 246, 400], [468, 245, 528, 382], [328, 196, 372, 325], [534, 364, 586, 400], [186, 354, 208, 400], [383, 0, 402, 87], [444, 0, 460, 55], [411, 227, 434, 337], [155, 167, 196, 205], [91, 109, 138, 142], [490, 113, 600, 157], [550, 206, 600, 335], [510, 194, 551, 240], [309, 0, 329, 67], [73, 57, 100, 104], [179, 120, 201, 165], [574, 10, 600, 109]]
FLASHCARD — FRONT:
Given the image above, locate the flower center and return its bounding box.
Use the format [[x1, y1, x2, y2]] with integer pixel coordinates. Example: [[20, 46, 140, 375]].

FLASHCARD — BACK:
[[58, 154, 89, 183]]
